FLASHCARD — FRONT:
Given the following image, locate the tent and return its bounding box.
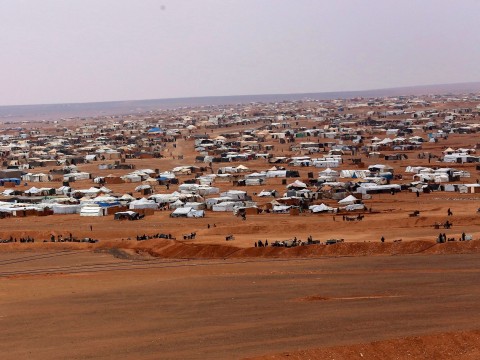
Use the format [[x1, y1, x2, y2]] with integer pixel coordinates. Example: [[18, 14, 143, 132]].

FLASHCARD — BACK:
[[24, 186, 40, 194], [120, 193, 135, 201], [309, 203, 335, 213], [80, 205, 105, 216], [114, 211, 143, 220], [272, 205, 291, 213], [147, 127, 163, 134], [212, 201, 240, 212], [236, 165, 249, 172], [129, 198, 158, 210], [338, 195, 359, 205], [221, 190, 247, 200], [287, 180, 307, 189], [258, 190, 276, 197], [170, 207, 205, 218]]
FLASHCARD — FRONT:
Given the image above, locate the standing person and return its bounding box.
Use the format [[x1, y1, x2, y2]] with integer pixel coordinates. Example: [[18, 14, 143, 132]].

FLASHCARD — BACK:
[[90, 225, 93, 231], [381, 236, 385, 243], [416, 191, 420, 198]]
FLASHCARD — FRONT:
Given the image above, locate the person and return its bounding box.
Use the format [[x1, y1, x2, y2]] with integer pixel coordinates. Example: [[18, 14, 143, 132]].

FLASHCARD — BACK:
[[381, 236, 385, 243], [254, 242, 257, 247], [447, 208, 452, 216], [462, 232, 466, 241], [265, 240, 268, 246], [416, 191, 420, 198], [90, 225, 93, 231]]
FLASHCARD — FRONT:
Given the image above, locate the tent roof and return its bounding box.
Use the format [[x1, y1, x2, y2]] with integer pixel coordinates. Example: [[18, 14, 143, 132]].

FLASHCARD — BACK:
[[338, 195, 358, 204]]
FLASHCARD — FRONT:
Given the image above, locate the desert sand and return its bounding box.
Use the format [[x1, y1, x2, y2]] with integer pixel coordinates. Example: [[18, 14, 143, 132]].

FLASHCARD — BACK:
[[1, 250, 480, 359]]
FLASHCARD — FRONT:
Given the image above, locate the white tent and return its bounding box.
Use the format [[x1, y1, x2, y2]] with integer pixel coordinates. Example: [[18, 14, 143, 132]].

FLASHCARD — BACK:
[[338, 195, 359, 205], [319, 168, 338, 176], [212, 201, 240, 212], [122, 174, 142, 182], [184, 202, 206, 210], [272, 205, 291, 213], [64, 172, 90, 181], [52, 204, 81, 215], [236, 164, 249, 172], [24, 186, 40, 194], [92, 195, 118, 202], [56, 186, 71, 195], [169, 199, 185, 209], [309, 203, 335, 213], [266, 170, 287, 178], [129, 198, 158, 210], [120, 193, 136, 201], [80, 205, 105, 217], [245, 178, 264, 186], [221, 190, 247, 200], [135, 184, 152, 192], [258, 190, 276, 197], [344, 203, 365, 211], [287, 180, 307, 189], [170, 207, 205, 218]]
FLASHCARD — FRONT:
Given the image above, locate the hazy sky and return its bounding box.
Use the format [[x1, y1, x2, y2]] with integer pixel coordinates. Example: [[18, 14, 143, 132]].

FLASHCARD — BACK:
[[1, 0, 480, 106]]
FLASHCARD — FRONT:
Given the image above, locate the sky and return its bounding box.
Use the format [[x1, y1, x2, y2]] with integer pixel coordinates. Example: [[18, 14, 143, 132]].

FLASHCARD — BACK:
[[1, 0, 480, 106]]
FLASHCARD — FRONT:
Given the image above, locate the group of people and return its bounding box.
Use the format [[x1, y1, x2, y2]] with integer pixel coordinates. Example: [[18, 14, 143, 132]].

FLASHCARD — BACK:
[[136, 233, 174, 241], [254, 239, 268, 247], [50, 233, 74, 242], [0, 236, 36, 243], [437, 232, 468, 243]]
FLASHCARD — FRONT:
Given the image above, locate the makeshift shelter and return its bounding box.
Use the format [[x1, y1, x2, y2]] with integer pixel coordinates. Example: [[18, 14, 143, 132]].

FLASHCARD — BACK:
[[287, 180, 307, 189], [309, 203, 336, 213], [52, 204, 81, 214], [129, 198, 158, 210], [170, 207, 205, 218], [338, 195, 360, 205], [80, 205, 106, 216], [114, 211, 143, 220]]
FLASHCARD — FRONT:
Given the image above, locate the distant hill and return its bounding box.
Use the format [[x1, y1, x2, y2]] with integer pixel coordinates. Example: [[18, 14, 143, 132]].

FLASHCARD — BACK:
[[1, 81, 480, 122]]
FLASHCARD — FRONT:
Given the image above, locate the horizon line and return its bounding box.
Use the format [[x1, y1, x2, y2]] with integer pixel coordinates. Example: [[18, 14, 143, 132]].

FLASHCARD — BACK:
[[1, 80, 480, 109]]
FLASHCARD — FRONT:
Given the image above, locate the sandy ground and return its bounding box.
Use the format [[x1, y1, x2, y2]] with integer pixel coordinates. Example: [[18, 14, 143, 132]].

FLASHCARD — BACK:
[[1, 251, 480, 359]]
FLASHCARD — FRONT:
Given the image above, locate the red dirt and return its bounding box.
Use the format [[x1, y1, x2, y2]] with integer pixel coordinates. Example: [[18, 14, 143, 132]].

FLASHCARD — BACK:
[[248, 330, 480, 360]]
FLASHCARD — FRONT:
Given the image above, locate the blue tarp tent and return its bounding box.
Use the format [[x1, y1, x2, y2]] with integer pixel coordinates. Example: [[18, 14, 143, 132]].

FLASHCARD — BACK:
[[0, 178, 21, 185], [147, 127, 163, 134]]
